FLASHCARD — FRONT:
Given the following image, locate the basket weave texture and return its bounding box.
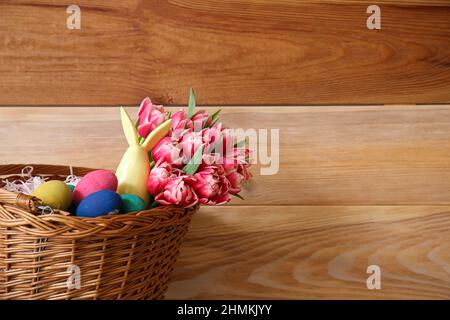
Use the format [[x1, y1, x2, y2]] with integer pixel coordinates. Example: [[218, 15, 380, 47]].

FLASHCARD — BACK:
[[0, 164, 197, 300]]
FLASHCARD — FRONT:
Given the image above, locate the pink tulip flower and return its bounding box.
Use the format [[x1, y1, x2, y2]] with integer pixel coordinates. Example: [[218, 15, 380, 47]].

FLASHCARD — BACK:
[[155, 175, 199, 208], [171, 110, 193, 134], [225, 162, 251, 194], [221, 147, 251, 172], [225, 169, 244, 194], [180, 131, 204, 164], [147, 161, 172, 195], [137, 97, 167, 138], [192, 110, 211, 131], [193, 165, 231, 205], [202, 126, 222, 153], [152, 137, 184, 168]]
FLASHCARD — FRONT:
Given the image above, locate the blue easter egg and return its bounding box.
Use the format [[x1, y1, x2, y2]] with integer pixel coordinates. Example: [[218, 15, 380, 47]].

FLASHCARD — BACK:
[[120, 194, 147, 213], [76, 190, 122, 218]]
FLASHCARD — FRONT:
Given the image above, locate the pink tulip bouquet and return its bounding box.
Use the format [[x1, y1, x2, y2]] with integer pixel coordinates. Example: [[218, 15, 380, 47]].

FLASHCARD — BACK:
[[136, 89, 252, 208]]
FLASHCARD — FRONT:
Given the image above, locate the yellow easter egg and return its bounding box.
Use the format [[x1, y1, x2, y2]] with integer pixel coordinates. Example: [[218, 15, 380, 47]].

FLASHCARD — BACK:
[[32, 180, 72, 211]]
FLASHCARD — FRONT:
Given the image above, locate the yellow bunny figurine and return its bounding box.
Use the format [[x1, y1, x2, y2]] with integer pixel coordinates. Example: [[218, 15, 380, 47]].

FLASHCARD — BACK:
[[116, 107, 172, 204]]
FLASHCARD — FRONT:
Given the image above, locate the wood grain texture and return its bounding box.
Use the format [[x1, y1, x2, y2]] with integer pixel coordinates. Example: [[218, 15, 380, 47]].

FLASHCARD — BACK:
[[166, 205, 450, 299], [2, 106, 450, 205], [0, 106, 449, 299], [0, 1, 450, 105], [300, 0, 450, 5]]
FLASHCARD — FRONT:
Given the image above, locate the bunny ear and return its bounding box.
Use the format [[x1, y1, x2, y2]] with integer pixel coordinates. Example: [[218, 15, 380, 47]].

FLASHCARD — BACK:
[[141, 119, 172, 153], [120, 107, 139, 147]]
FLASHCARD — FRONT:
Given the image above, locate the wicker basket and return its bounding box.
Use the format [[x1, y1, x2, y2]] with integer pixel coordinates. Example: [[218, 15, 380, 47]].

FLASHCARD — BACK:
[[0, 164, 198, 300]]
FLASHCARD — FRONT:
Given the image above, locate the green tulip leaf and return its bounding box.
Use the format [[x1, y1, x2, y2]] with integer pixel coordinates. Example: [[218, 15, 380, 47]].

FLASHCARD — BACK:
[[209, 109, 221, 127], [148, 200, 160, 209], [235, 139, 246, 148], [188, 88, 196, 119], [231, 193, 245, 200], [183, 144, 204, 175], [210, 117, 219, 127]]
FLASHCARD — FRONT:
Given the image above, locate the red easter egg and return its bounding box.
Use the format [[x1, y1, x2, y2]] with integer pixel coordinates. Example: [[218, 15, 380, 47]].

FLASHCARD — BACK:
[[72, 170, 118, 205]]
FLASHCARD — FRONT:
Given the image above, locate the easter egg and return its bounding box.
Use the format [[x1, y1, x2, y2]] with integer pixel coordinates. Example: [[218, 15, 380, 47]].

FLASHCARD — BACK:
[[32, 180, 72, 211], [67, 184, 75, 192], [120, 194, 147, 213], [72, 170, 118, 205], [76, 190, 122, 218]]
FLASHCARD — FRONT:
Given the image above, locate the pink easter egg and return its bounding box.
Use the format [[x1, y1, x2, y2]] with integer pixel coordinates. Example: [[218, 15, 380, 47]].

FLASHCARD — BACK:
[[72, 170, 118, 205]]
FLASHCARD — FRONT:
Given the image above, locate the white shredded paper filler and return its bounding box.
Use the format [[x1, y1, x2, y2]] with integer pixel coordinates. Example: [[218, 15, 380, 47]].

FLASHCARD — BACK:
[[2, 165, 81, 195]]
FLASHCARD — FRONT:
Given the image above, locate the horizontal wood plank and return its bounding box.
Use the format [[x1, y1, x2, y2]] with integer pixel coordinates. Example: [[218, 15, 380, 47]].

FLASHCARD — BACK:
[[0, 1, 449, 105], [2, 106, 450, 205], [167, 205, 450, 299]]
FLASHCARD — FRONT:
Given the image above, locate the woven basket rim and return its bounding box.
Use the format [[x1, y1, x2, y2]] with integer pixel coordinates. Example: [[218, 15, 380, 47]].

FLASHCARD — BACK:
[[0, 163, 199, 239]]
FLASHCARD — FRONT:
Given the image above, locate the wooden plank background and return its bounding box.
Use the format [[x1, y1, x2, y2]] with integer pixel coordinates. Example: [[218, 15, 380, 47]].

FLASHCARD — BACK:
[[1, 0, 449, 300], [0, 106, 449, 299], [167, 206, 450, 299], [0, 0, 450, 105], [2, 106, 450, 205]]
